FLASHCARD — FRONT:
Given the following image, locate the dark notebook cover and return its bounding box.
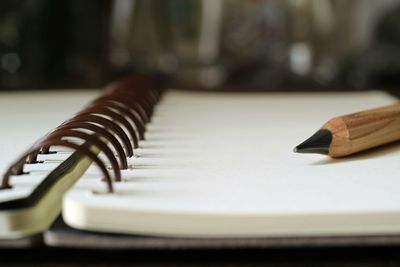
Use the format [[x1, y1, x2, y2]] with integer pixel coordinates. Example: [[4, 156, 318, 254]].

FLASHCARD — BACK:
[[0, 235, 43, 248], [44, 217, 400, 250]]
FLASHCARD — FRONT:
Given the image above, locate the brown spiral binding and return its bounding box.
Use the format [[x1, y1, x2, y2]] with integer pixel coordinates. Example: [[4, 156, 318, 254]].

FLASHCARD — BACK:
[[28, 129, 121, 180], [113, 88, 158, 119], [77, 107, 140, 149], [61, 114, 134, 157], [53, 122, 128, 169], [1, 139, 114, 192], [90, 98, 146, 140], [32, 121, 128, 169], [104, 93, 150, 123], [104, 75, 162, 122], [1, 75, 163, 193]]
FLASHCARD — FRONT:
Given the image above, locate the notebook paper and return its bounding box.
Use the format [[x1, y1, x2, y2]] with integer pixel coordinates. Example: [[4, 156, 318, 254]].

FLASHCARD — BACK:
[[63, 90, 400, 238], [0, 90, 98, 238]]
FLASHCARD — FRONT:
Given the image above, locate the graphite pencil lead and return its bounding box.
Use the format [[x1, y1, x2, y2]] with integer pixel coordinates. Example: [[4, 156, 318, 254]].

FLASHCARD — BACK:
[[294, 129, 332, 155]]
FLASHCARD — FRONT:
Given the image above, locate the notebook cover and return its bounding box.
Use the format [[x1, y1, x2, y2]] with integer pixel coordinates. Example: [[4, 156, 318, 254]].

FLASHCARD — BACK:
[[0, 235, 43, 248], [45, 217, 400, 249]]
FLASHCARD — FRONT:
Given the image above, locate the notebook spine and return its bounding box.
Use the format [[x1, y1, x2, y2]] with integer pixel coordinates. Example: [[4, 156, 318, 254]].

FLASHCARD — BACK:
[[1, 75, 163, 193]]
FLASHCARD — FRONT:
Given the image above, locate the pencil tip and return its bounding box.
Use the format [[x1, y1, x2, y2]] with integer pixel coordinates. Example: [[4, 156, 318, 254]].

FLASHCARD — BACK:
[[294, 129, 332, 155]]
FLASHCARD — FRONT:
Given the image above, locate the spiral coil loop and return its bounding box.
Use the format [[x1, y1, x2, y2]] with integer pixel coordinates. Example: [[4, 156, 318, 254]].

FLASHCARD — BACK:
[[1, 75, 163, 193]]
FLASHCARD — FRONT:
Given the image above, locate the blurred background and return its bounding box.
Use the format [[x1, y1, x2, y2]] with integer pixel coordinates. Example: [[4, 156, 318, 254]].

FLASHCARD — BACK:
[[1, 0, 400, 91]]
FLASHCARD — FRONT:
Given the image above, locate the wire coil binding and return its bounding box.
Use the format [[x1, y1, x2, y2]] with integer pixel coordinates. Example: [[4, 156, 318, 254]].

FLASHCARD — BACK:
[[1, 75, 163, 193]]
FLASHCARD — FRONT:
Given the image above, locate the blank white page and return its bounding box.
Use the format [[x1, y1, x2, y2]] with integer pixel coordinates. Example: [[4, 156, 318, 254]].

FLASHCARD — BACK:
[[63, 90, 400, 238]]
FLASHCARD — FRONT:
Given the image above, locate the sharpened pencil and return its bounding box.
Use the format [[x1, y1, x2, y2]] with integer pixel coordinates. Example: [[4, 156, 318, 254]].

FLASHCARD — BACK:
[[294, 103, 400, 157]]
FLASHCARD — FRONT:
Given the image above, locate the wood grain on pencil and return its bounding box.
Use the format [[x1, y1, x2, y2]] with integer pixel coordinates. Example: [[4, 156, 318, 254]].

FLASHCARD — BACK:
[[295, 102, 400, 157]]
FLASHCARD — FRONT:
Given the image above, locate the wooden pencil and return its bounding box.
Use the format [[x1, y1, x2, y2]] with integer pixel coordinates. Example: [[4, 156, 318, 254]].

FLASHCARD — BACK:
[[294, 102, 400, 157]]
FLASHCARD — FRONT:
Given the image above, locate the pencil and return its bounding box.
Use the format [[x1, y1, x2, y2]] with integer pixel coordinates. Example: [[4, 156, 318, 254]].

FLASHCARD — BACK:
[[293, 102, 400, 157]]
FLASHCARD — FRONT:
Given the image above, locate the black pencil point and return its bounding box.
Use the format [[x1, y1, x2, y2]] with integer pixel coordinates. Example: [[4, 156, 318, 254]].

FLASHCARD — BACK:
[[294, 129, 332, 155]]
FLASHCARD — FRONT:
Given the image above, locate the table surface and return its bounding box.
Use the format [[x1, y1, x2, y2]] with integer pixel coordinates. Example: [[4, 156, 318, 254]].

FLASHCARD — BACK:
[[3, 246, 400, 266]]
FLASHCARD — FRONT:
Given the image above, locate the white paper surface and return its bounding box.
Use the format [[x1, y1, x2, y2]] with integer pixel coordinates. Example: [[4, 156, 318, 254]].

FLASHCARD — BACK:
[[63, 90, 400, 237]]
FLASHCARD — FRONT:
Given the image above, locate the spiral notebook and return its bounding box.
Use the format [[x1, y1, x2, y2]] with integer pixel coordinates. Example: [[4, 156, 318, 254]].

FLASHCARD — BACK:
[[1, 76, 400, 243]]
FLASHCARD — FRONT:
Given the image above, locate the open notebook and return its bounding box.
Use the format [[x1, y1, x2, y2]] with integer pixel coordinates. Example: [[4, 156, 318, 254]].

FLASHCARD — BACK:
[[63, 89, 400, 238], [1, 77, 399, 240]]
